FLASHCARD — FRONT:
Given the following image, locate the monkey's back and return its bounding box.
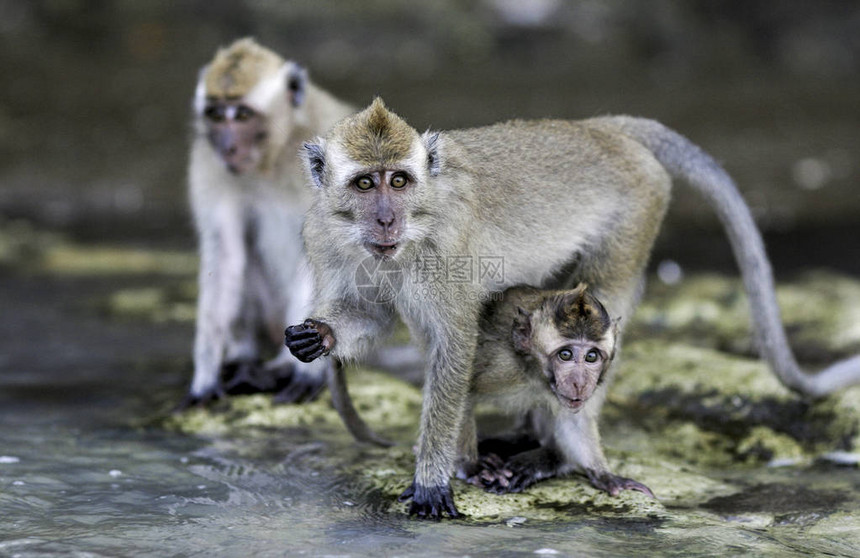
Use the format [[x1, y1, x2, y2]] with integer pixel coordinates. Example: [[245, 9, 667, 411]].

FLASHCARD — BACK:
[[444, 119, 672, 289]]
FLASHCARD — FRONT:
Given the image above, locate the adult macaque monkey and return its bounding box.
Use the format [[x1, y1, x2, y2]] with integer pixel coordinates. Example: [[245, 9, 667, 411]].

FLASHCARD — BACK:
[[286, 98, 860, 518], [463, 284, 652, 497], [181, 38, 353, 407]]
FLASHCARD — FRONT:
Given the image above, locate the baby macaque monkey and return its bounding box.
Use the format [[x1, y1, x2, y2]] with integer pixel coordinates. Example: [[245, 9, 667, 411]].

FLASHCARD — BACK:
[[461, 284, 652, 497], [312, 284, 652, 498]]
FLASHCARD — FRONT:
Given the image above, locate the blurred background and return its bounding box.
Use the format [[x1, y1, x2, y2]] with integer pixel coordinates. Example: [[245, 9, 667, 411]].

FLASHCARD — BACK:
[[1, 0, 858, 272], [1, 3, 860, 553]]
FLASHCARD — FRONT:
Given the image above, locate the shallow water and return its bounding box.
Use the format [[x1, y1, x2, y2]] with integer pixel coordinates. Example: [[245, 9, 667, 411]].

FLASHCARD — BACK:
[[3, 266, 860, 557]]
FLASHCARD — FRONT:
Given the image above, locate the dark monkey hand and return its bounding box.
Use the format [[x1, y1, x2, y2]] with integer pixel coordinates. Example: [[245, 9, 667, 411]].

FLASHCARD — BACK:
[[284, 319, 335, 363]]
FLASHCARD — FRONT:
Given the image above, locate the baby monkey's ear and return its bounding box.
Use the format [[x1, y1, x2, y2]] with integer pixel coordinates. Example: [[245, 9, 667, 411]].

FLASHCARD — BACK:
[[512, 306, 533, 355]]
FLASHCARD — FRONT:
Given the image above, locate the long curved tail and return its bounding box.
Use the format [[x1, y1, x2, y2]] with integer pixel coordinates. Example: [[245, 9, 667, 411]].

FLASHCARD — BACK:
[[606, 115, 860, 398], [328, 358, 394, 447]]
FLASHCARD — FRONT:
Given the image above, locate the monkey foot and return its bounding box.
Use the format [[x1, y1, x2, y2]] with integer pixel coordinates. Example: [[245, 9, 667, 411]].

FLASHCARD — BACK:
[[221, 359, 273, 395], [474, 456, 540, 494], [586, 470, 655, 498], [173, 384, 227, 412], [272, 367, 326, 404], [398, 482, 460, 520], [465, 453, 514, 489]]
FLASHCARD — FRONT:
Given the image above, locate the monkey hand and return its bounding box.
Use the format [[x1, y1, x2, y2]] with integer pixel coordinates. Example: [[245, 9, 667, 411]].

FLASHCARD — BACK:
[[586, 470, 655, 498], [398, 481, 460, 520], [284, 319, 335, 363]]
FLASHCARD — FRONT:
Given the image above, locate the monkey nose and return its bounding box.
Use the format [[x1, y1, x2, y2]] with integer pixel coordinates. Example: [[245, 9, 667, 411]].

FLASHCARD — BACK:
[[377, 215, 396, 234]]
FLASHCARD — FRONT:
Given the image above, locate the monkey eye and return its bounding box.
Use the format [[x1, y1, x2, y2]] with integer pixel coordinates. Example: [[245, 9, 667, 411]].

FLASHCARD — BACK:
[[390, 173, 407, 189], [558, 349, 573, 361], [204, 105, 225, 122], [585, 349, 600, 363], [354, 175, 375, 191], [235, 105, 255, 121]]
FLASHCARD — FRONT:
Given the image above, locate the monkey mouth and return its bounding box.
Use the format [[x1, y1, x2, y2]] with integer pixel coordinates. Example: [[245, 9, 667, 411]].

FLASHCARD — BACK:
[[554, 392, 585, 412], [366, 241, 399, 258]]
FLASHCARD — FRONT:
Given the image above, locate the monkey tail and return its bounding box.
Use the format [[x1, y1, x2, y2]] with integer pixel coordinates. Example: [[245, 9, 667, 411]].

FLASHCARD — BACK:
[[327, 359, 395, 447], [606, 115, 860, 399]]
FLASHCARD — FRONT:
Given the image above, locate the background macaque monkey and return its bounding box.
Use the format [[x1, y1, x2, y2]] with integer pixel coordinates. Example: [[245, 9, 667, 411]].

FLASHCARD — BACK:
[[461, 284, 652, 497], [287, 98, 860, 518], [182, 38, 353, 407]]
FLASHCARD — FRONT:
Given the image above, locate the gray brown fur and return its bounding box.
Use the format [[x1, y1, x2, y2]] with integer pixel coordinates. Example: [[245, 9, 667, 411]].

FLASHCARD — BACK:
[[204, 38, 283, 99], [335, 98, 419, 166], [549, 287, 612, 342]]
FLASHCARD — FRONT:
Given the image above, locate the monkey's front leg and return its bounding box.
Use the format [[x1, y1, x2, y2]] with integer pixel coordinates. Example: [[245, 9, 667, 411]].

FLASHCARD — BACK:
[[179, 219, 247, 410], [399, 336, 476, 520], [556, 405, 655, 498]]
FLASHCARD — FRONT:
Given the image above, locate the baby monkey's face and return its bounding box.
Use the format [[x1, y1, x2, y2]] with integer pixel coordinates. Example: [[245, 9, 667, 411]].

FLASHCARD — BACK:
[[512, 286, 617, 412]]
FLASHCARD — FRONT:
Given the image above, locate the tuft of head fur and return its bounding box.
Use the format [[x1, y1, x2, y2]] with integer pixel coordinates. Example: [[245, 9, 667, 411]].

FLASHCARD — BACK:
[[334, 98, 419, 165], [547, 284, 612, 341], [204, 38, 284, 98]]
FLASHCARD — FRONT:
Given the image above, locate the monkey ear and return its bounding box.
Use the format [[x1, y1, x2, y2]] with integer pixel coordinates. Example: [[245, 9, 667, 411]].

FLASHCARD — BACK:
[[193, 65, 209, 116], [512, 306, 533, 355], [421, 130, 441, 176], [302, 140, 326, 188], [609, 317, 622, 361], [286, 62, 307, 108]]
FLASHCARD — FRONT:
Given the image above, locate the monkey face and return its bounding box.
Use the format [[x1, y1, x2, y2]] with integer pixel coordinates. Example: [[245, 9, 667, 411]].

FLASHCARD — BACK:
[[544, 340, 612, 411], [203, 101, 268, 175], [302, 100, 440, 261], [341, 169, 416, 258], [514, 289, 616, 412]]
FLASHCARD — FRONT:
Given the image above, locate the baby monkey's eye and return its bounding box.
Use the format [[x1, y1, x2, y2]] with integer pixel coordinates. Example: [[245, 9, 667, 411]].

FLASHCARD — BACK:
[[558, 349, 573, 361], [390, 173, 407, 189], [585, 349, 599, 363], [355, 176, 374, 191]]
